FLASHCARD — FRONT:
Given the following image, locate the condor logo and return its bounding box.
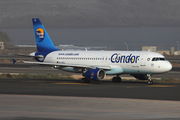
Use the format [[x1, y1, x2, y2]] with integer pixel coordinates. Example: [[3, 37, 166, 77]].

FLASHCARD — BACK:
[[91, 72, 94, 78], [36, 28, 45, 42], [111, 53, 140, 63]]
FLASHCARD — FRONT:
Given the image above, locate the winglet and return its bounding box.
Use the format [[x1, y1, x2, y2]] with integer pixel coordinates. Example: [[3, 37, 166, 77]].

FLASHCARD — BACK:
[[12, 59, 16, 64]]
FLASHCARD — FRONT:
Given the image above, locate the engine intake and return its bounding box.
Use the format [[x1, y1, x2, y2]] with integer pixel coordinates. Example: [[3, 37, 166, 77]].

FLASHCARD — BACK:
[[85, 69, 106, 81]]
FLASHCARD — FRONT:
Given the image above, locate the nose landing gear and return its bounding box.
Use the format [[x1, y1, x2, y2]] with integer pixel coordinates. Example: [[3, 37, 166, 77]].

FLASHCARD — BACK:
[[147, 74, 153, 85]]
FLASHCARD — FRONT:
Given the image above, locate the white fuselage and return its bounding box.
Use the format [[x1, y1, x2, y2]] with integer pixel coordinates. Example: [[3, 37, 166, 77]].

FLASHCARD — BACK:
[[42, 50, 172, 75]]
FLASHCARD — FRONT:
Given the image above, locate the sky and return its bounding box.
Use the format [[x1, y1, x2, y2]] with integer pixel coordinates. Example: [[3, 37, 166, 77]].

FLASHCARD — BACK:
[[0, 0, 180, 28]]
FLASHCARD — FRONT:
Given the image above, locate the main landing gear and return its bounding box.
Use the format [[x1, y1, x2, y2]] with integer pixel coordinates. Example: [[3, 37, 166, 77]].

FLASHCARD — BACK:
[[147, 74, 153, 85], [112, 75, 121, 83], [81, 69, 91, 83], [81, 78, 91, 83]]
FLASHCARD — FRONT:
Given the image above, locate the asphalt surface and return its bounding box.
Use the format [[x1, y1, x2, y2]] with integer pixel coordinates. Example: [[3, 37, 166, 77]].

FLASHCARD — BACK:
[[0, 77, 180, 120], [0, 61, 180, 119], [0, 78, 180, 101], [1, 94, 180, 120], [0, 63, 180, 101]]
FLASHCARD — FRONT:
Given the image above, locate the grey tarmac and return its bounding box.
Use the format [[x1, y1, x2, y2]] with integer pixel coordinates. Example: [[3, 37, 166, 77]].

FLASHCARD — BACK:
[[0, 62, 180, 120], [0, 94, 180, 120]]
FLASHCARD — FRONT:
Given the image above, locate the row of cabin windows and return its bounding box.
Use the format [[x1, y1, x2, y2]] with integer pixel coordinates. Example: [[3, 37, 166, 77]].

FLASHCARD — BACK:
[[57, 57, 110, 60]]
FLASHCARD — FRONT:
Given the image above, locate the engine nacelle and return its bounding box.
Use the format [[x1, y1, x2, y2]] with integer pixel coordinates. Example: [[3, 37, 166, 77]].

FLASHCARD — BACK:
[[85, 69, 106, 81]]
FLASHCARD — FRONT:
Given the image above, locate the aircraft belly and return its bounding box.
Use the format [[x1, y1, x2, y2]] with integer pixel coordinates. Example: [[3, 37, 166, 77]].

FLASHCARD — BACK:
[[106, 68, 123, 75], [62, 67, 82, 73]]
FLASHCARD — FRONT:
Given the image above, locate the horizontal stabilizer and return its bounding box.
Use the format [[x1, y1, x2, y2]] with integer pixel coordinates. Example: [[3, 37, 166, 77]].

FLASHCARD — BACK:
[[12, 59, 16, 64], [15, 54, 44, 58]]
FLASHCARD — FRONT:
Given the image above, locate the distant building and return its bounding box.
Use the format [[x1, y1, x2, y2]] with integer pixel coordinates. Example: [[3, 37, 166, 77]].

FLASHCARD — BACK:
[[0, 42, 4, 50], [142, 46, 157, 52], [142, 46, 172, 55]]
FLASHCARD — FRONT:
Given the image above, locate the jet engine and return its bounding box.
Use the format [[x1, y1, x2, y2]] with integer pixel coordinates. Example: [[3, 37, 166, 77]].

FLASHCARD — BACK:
[[85, 69, 106, 81]]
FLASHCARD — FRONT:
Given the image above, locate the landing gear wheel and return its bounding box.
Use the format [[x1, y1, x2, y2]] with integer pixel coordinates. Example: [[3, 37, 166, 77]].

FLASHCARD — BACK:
[[148, 80, 153, 85], [81, 78, 91, 83], [148, 81, 151, 85], [149, 80, 153, 85], [81, 78, 86, 83], [151, 80, 153, 84], [147, 74, 153, 85], [112, 77, 116, 82], [117, 77, 121, 83], [112, 77, 121, 83]]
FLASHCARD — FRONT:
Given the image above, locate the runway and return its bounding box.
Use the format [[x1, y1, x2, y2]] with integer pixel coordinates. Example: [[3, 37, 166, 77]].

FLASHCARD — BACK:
[[0, 78, 180, 120], [0, 78, 180, 100], [1, 63, 180, 100], [1, 62, 180, 119], [1, 94, 180, 120]]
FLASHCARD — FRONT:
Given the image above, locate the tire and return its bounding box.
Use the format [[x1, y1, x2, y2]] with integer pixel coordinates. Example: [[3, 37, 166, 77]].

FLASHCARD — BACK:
[[81, 78, 86, 83], [117, 77, 121, 83], [148, 81, 153, 85], [112, 77, 116, 83], [81, 78, 91, 83], [112, 77, 121, 83]]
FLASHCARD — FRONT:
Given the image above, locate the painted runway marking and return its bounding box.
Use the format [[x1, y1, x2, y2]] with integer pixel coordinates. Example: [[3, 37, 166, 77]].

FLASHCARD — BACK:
[[21, 81, 57, 83], [127, 85, 178, 88], [53, 83, 91, 85], [146, 85, 177, 87], [21, 81, 91, 85]]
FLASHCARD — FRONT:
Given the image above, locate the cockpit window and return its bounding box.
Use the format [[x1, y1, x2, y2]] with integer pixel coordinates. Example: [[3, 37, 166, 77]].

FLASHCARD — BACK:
[[152, 57, 166, 61], [159, 58, 166, 61]]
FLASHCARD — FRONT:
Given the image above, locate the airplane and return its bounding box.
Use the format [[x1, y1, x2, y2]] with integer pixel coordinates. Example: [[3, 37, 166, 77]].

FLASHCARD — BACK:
[[20, 18, 172, 85]]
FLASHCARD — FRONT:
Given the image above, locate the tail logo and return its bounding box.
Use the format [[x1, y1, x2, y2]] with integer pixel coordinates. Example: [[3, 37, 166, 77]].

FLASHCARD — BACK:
[[36, 28, 45, 42]]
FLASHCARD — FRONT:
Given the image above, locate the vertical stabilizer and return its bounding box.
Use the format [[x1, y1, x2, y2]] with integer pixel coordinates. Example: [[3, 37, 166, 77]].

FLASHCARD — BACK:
[[32, 18, 58, 52]]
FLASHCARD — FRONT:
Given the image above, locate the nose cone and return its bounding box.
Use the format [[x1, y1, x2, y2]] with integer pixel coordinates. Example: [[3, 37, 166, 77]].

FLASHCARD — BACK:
[[165, 62, 172, 72]]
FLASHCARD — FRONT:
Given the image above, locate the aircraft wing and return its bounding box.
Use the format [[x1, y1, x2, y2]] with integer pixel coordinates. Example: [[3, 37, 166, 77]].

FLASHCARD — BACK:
[[23, 61, 111, 70]]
